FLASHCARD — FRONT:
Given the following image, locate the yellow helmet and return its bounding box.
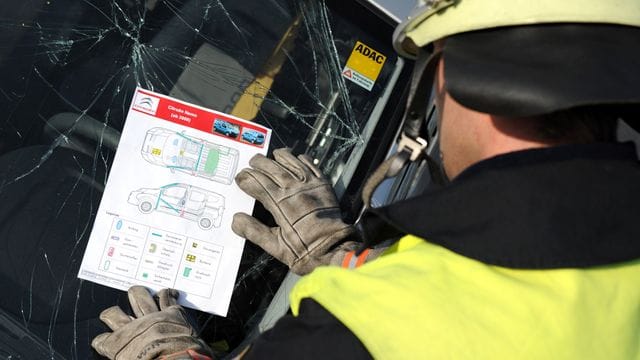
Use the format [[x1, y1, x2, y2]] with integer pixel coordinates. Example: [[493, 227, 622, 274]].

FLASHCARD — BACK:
[[390, 0, 640, 119], [394, 0, 640, 58]]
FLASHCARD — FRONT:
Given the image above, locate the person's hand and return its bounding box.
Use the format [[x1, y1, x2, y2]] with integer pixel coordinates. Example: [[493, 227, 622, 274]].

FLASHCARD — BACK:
[[92, 286, 212, 360], [232, 148, 379, 275]]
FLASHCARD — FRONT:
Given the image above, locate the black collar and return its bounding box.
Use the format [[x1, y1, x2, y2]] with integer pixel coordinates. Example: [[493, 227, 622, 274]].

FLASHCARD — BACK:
[[361, 142, 640, 269]]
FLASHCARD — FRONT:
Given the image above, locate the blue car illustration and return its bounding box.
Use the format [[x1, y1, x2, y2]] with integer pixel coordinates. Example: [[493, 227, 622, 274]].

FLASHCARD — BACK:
[[241, 129, 265, 145], [213, 119, 240, 138]]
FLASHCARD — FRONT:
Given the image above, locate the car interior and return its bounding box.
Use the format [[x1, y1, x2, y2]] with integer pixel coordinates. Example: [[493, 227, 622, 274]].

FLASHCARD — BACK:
[[0, 0, 417, 358]]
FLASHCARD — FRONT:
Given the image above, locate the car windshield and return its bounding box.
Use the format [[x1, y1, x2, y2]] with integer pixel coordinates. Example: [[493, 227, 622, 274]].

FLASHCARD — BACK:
[[0, 0, 403, 358]]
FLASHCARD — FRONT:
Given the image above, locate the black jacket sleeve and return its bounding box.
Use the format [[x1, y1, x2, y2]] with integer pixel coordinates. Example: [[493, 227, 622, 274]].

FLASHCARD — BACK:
[[243, 298, 372, 359]]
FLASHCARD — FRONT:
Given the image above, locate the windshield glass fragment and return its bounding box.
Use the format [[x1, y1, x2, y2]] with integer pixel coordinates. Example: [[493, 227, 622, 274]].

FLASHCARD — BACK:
[[0, 0, 400, 357]]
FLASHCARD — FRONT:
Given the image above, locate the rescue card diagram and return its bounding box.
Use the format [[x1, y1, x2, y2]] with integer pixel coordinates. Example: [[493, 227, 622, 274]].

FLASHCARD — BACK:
[[78, 87, 271, 316]]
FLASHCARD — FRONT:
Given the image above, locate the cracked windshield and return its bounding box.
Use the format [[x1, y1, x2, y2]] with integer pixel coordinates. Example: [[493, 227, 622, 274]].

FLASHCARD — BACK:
[[0, 0, 402, 358]]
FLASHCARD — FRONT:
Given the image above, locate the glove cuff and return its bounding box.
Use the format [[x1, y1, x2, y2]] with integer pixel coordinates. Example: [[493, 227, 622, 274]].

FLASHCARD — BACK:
[[291, 226, 387, 274]]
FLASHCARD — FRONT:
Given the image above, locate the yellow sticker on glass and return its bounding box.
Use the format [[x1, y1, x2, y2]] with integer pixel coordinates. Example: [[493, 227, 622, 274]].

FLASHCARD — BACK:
[[342, 41, 387, 91]]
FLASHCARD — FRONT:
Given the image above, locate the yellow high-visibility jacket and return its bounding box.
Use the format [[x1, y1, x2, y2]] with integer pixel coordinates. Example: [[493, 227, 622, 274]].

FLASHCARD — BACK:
[[291, 235, 640, 359]]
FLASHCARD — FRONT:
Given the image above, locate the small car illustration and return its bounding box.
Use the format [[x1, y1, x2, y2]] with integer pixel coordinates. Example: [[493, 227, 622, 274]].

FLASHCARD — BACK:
[[141, 127, 239, 184], [128, 183, 224, 230], [213, 119, 240, 138], [241, 129, 265, 145]]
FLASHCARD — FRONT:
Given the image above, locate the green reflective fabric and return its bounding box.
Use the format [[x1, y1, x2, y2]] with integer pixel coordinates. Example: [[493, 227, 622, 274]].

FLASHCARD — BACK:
[[291, 235, 640, 359]]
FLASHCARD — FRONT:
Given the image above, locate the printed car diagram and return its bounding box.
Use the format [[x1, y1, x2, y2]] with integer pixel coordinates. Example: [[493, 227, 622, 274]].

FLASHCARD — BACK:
[[213, 119, 240, 138], [241, 129, 265, 145], [141, 127, 239, 184], [128, 183, 224, 230]]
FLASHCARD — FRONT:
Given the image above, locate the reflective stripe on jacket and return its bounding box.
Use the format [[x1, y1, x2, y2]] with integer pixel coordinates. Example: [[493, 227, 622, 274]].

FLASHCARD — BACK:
[[290, 235, 640, 359]]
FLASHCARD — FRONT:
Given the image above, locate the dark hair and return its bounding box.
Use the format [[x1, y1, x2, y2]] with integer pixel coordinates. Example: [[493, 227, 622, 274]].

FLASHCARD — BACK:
[[533, 105, 640, 143]]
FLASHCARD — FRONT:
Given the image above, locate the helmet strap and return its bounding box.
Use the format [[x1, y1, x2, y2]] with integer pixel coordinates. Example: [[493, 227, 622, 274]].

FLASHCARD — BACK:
[[360, 48, 444, 210]]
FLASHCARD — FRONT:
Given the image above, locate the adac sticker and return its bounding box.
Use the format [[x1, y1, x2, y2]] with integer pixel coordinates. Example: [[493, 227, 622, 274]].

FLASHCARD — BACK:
[[342, 40, 387, 91]]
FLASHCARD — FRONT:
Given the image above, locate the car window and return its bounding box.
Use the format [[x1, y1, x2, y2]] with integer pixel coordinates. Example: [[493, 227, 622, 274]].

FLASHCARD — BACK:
[[190, 190, 206, 202], [0, 0, 405, 358], [163, 186, 187, 198]]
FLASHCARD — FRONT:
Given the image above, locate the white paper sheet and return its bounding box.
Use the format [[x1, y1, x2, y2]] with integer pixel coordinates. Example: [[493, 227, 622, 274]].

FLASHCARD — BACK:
[[78, 87, 270, 316]]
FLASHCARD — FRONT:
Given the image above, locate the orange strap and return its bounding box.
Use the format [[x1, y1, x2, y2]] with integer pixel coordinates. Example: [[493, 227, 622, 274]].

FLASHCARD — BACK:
[[342, 249, 371, 269]]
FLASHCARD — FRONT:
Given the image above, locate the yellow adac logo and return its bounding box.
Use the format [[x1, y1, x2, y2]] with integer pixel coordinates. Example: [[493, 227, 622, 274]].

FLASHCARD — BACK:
[[345, 41, 387, 82], [355, 42, 386, 64]]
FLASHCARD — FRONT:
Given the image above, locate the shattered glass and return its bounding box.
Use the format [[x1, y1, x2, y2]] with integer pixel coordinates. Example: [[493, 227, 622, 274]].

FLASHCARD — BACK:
[[0, 0, 402, 357]]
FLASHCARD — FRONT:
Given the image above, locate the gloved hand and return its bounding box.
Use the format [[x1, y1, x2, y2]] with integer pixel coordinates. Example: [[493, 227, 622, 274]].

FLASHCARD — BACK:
[[92, 286, 212, 360], [232, 148, 380, 275]]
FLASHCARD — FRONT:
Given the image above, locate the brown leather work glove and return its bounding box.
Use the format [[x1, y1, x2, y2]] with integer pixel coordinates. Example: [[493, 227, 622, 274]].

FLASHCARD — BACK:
[[232, 148, 381, 275], [92, 286, 212, 360]]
